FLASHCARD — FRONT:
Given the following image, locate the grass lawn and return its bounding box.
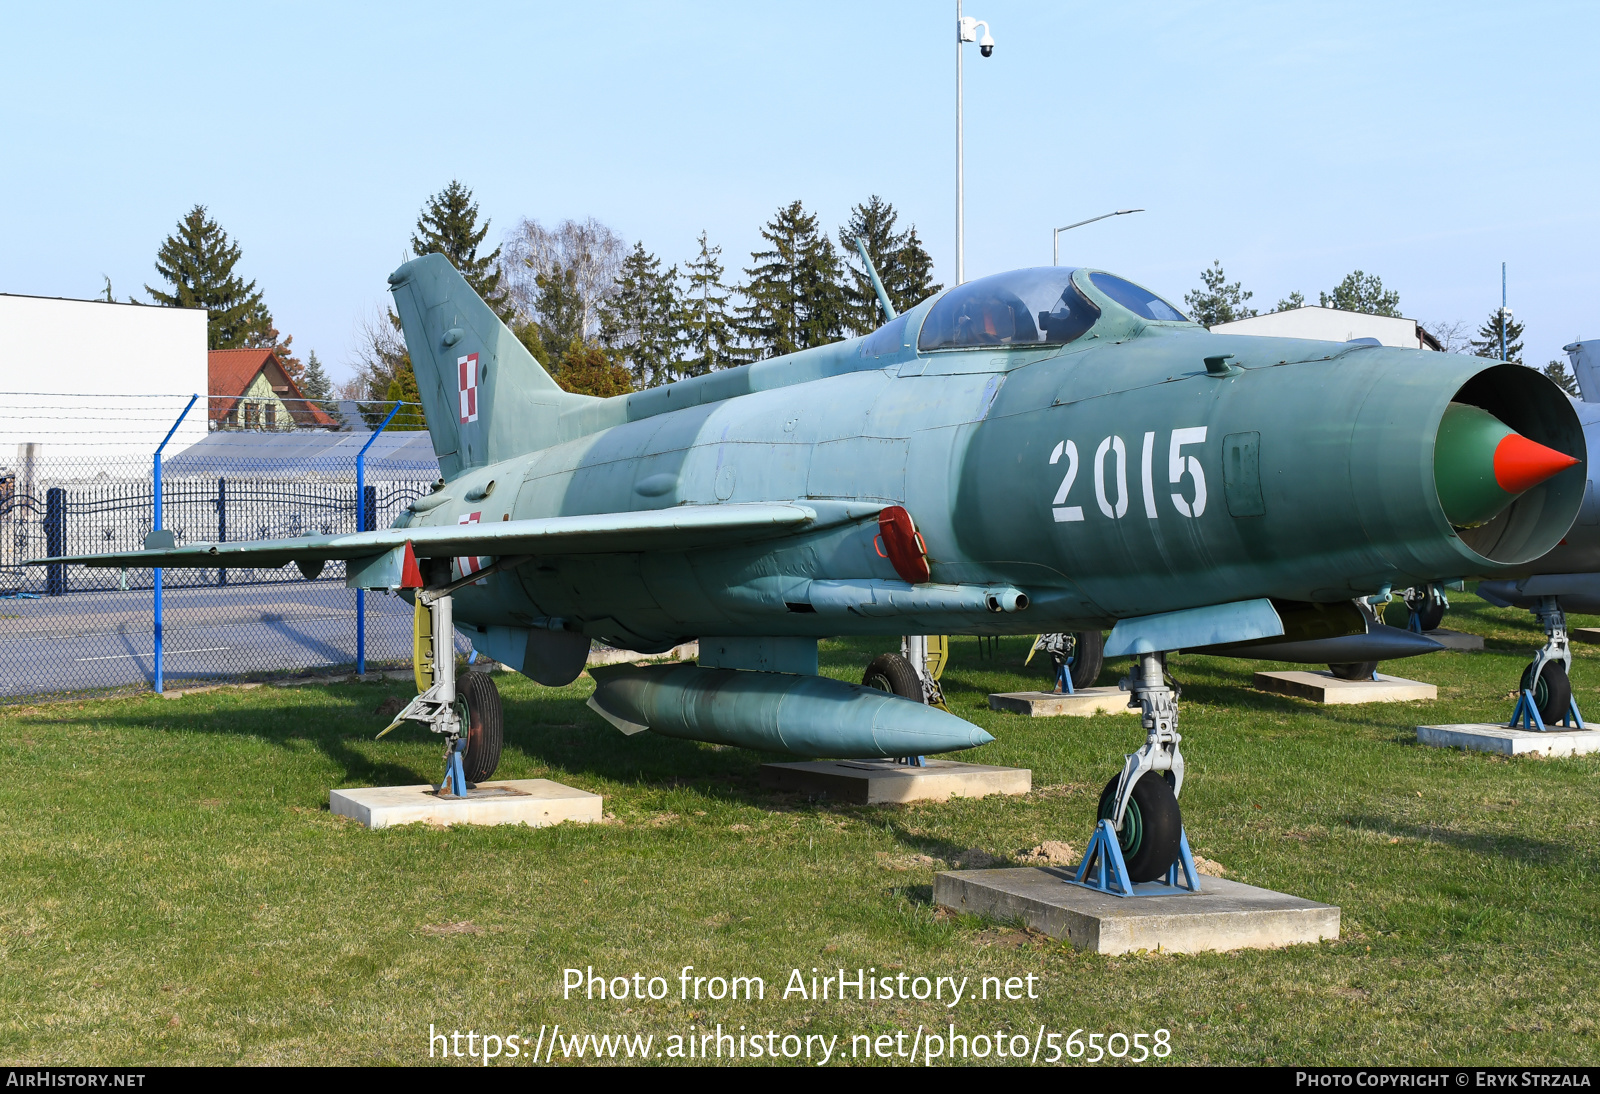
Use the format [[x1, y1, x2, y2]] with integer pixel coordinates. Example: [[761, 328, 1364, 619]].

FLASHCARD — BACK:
[[2, 590, 1597, 1066]]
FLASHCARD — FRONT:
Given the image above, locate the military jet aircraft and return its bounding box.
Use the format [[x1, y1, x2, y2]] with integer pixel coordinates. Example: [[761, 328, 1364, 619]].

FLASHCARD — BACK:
[[36, 255, 1584, 882]]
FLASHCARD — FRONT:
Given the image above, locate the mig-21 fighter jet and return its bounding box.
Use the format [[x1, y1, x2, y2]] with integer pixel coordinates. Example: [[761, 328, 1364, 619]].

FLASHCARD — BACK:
[[38, 255, 1583, 882]]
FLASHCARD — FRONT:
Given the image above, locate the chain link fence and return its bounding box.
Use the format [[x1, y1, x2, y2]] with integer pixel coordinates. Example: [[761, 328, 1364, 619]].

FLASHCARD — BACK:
[[0, 395, 461, 702]]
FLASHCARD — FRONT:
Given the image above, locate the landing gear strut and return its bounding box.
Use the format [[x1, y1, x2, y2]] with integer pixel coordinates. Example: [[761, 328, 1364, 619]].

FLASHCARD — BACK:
[[1068, 650, 1201, 893], [378, 588, 505, 792], [1511, 596, 1584, 730]]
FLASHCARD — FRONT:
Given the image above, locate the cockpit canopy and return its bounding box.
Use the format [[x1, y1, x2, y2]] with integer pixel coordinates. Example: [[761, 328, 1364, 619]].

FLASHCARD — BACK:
[[916, 267, 1188, 352]]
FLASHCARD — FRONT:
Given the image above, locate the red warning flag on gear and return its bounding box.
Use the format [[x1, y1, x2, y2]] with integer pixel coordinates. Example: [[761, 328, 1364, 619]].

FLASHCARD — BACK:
[[458, 353, 479, 424], [400, 540, 424, 589]]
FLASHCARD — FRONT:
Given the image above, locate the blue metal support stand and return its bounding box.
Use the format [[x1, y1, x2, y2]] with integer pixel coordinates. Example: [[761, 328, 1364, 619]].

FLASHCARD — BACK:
[[440, 736, 469, 798], [152, 394, 198, 695], [354, 401, 403, 677], [1509, 690, 1585, 732], [1067, 821, 1202, 898]]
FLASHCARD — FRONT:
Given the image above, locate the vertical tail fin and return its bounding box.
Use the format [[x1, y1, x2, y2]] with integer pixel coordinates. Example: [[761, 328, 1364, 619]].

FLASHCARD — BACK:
[[387, 253, 597, 479]]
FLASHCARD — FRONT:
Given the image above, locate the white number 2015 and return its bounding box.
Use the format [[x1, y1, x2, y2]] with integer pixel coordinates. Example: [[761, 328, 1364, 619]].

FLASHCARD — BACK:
[[1050, 427, 1207, 521]]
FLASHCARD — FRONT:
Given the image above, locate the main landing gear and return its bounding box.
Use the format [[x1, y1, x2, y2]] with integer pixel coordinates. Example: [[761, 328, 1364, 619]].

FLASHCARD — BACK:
[[1511, 596, 1584, 731], [1071, 650, 1201, 895], [378, 589, 505, 794]]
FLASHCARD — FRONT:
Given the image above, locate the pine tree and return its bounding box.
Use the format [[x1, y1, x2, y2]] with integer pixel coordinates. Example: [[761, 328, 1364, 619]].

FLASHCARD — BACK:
[[839, 196, 942, 335], [1320, 271, 1401, 317], [1470, 309, 1525, 362], [1544, 360, 1580, 396], [146, 205, 285, 353], [678, 232, 739, 376], [383, 361, 426, 430], [298, 350, 344, 426], [600, 243, 680, 388], [533, 263, 586, 351], [738, 200, 844, 360], [411, 181, 509, 318], [553, 339, 634, 399], [1275, 291, 1305, 312], [1183, 261, 1256, 327]]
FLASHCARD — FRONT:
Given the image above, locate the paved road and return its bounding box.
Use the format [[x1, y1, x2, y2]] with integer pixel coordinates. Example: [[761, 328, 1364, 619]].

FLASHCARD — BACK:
[[0, 581, 469, 698]]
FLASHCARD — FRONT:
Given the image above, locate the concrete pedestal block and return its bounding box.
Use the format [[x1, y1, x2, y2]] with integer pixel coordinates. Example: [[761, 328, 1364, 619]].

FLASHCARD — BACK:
[[759, 759, 1029, 805], [1571, 627, 1600, 645], [330, 778, 601, 829], [934, 867, 1338, 955], [1417, 723, 1600, 757], [1425, 628, 1485, 651], [1253, 670, 1436, 704], [987, 687, 1135, 717]]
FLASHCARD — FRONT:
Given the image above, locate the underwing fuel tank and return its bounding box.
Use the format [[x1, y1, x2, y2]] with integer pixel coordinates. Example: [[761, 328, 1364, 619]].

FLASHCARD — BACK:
[[585, 663, 994, 757]]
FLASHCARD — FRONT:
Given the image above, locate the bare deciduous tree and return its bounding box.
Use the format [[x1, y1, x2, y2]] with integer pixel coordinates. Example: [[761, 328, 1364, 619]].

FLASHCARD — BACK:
[[1420, 319, 1472, 355], [501, 217, 626, 340]]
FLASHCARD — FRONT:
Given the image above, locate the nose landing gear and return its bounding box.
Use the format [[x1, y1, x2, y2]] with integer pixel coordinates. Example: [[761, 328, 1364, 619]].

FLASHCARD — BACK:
[[1511, 597, 1584, 731], [1070, 651, 1202, 895]]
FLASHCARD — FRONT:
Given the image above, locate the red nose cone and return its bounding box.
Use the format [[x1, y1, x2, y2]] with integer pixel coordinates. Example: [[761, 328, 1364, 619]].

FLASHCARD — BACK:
[[1493, 434, 1579, 494]]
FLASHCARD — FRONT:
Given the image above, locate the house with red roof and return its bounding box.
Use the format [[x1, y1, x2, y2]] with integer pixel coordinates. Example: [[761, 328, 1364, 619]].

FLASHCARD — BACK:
[[208, 348, 337, 431]]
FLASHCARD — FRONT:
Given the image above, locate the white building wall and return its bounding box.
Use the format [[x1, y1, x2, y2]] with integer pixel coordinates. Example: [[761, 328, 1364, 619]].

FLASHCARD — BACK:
[[0, 294, 208, 470], [1209, 306, 1432, 349]]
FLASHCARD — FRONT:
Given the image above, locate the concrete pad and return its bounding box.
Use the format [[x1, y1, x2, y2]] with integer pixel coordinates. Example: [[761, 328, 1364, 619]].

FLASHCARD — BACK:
[[988, 687, 1135, 717], [1417, 723, 1600, 757], [759, 759, 1030, 804], [1572, 627, 1600, 645], [1253, 670, 1436, 704], [1425, 628, 1485, 651], [330, 778, 601, 829], [934, 867, 1338, 955]]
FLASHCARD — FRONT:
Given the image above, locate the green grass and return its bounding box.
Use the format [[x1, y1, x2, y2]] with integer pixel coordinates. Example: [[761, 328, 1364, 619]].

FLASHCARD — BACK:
[[2, 590, 1598, 1066]]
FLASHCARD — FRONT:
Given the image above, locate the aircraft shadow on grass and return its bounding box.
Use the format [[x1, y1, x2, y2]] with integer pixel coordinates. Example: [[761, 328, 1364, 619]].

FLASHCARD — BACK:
[[1338, 813, 1578, 867]]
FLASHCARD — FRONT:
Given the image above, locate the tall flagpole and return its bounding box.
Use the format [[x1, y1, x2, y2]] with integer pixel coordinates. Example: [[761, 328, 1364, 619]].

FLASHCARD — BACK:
[[956, 0, 964, 286]]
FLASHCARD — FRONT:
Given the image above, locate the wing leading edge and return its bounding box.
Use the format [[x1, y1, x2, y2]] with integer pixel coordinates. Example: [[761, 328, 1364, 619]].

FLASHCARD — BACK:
[[27, 502, 859, 571]]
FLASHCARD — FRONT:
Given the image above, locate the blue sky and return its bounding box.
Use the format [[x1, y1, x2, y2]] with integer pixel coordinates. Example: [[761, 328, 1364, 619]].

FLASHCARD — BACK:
[[2, 1, 1596, 383]]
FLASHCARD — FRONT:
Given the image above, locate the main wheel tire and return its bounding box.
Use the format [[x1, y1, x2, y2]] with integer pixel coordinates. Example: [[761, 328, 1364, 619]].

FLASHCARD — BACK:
[[1414, 601, 1446, 632], [1096, 773, 1183, 883], [458, 671, 504, 783], [1069, 630, 1105, 690], [1519, 659, 1572, 724], [863, 653, 924, 701], [1328, 661, 1378, 680]]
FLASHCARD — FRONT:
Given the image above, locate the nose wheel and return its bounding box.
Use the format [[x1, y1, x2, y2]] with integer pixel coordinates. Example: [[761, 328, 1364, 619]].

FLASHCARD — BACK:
[[1096, 771, 1182, 883], [1069, 651, 1201, 896], [1510, 597, 1583, 730]]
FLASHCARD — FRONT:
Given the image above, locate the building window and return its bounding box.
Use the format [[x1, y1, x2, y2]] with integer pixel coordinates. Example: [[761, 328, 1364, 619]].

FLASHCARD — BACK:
[[266, 402, 277, 429]]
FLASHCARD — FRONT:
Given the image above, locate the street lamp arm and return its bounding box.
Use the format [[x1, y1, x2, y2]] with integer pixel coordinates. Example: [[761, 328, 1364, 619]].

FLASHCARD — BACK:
[[1055, 208, 1145, 234], [1052, 209, 1146, 265]]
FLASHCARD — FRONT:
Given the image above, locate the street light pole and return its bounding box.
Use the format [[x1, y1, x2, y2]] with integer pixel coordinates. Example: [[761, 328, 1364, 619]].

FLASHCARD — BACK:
[[1053, 209, 1145, 266], [955, 4, 993, 286]]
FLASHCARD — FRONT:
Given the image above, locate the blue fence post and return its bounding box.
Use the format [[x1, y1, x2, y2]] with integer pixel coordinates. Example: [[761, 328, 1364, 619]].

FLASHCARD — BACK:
[[153, 394, 199, 695], [355, 402, 403, 676], [216, 476, 227, 586], [44, 487, 65, 595]]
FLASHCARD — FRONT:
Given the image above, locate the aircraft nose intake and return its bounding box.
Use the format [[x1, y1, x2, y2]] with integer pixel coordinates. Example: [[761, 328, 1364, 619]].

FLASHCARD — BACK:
[[1434, 402, 1579, 528]]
